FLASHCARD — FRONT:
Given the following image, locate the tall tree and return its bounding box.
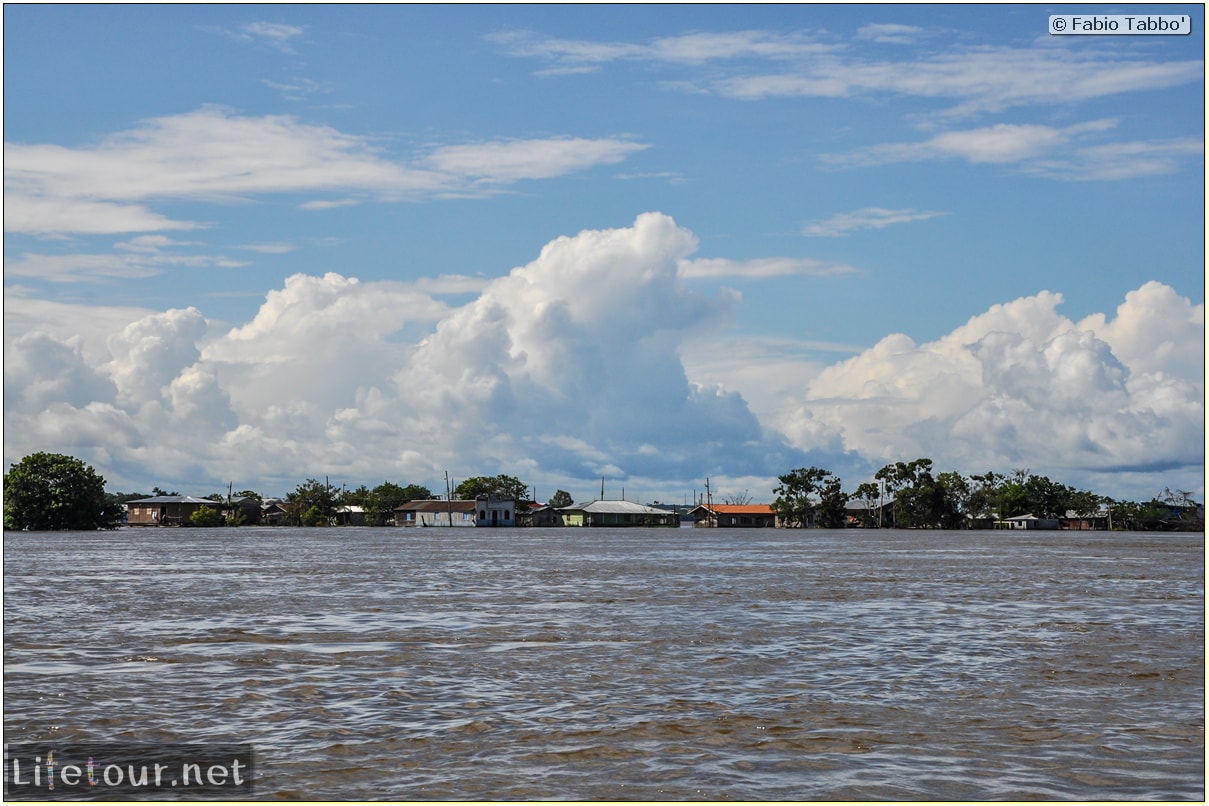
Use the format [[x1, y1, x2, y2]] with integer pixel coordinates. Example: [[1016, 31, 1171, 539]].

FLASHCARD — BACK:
[[853, 482, 883, 528], [363, 482, 430, 526], [968, 471, 1006, 520], [773, 467, 846, 528], [454, 475, 531, 508], [548, 490, 574, 508], [935, 471, 971, 529], [815, 474, 850, 529], [4, 452, 122, 531], [876, 458, 935, 528], [286, 478, 339, 527]]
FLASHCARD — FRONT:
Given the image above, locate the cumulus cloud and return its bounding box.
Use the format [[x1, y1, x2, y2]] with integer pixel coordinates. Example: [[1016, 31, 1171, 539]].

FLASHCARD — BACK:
[[2, 215, 1201, 501], [782, 284, 1204, 493], [4, 107, 649, 235], [4, 213, 821, 494]]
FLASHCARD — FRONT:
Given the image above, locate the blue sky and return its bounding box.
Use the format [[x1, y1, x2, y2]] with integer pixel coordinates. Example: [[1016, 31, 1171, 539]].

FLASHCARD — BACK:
[[3, 4, 1204, 504]]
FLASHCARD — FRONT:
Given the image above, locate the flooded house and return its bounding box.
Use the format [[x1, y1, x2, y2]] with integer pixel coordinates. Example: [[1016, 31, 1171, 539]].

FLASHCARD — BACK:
[[689, 503, 778, 528], [125, 495, 223, 526], [394, 496, 515, 527], [557, 500, 679, 527]]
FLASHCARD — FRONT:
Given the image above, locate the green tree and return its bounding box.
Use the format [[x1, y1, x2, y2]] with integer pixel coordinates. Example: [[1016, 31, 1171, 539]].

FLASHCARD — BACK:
[[772, 467, 845, 528], [189, 506, 224, 527], [454, 475, 531, 508], [548, 489, 574, 508], [875, 459, 935, 528], [362, 481, 429, 526], [287, 478, 339, 526], [1021, 474, 1073, 519], [4, 452, 122, 531], [968, 471, 1006, 520], [343, 485, 372, 508], [935, 471, 971, 529], [300, 505, 327, 527], [852, 482, 883, 528], [815, 474, 850, 528]]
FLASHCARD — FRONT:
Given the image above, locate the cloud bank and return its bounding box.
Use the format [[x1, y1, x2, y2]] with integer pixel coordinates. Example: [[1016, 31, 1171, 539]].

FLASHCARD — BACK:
[[5, 215, 1203, 501]]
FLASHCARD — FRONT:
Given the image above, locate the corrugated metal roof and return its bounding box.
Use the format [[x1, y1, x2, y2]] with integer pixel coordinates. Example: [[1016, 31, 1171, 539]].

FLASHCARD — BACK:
[[394, 499, 476, 512], [126, 495, 221, 505], [564, 500, 669, 515]]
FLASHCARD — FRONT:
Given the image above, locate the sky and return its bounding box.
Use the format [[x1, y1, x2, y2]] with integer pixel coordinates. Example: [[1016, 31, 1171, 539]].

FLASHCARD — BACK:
[[3, 4, 1204, 505]]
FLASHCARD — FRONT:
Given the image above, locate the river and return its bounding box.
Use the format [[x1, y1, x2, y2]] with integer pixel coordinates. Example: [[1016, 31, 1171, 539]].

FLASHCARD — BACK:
[[3, 527, 1203, 800]]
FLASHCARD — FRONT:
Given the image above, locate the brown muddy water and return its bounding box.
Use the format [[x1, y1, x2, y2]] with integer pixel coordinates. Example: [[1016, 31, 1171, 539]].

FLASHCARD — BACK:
[[3, 527, 1203, 800]]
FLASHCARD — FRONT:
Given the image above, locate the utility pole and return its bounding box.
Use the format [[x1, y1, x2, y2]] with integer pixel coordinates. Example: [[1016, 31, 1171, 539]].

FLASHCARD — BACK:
[[445, 471, 453, 527]]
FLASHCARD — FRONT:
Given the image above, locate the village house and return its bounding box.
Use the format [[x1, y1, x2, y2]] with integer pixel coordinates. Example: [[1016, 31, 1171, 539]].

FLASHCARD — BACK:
[[689, 503, 777, 528], [125, 495, 223, 526], [557, 500, 679, 527], [394, 496, 515, 528], [994, 514, 1061, 530], [529, 504, 565, 527]]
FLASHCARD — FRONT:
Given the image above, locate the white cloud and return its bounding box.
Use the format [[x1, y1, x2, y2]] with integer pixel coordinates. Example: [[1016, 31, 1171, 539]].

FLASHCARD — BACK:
[[818, 119, 1203, 181], [4, 107, 650, 235], [1, 193, 201, 235], [5, 244, 247, 283], [3, 214, 814, 495], [855, 24, 928, 45], [678, 256, 859, 279], [299, 198, 360, 211], [779, 284, 1203, 495], [824, 120, 1120, 169], [238, 242, 296, 254], [493, 29, 1202, 114], [423, 137, 649, 183], [802, 207, 948, 237], [487, 29, 835, 68], [1024, 137, 1204, 181], [228, 22, 305, 54], [3, 217, 1200, 502], [711, 45, 1202, 114], [104, 307, 210, 408]]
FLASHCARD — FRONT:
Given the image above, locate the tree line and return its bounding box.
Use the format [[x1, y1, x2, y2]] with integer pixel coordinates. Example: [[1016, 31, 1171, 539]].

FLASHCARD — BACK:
[[770, 458, 1203, 531], [2, 451, 1202, 531]]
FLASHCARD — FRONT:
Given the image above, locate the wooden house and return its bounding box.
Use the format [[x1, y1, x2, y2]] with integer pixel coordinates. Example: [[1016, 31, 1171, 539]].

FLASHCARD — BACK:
[[394, 496, 515, 527], [689, 503, 777, 528], [125, 495, 223, 526]]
